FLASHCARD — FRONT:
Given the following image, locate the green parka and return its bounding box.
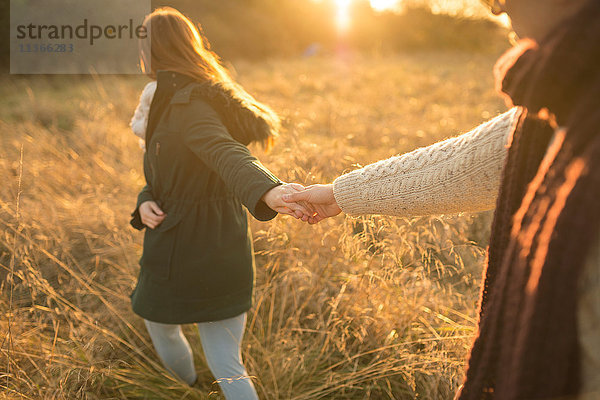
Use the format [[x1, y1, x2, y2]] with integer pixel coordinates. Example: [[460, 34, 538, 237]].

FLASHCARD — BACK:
[[130, 72, 281, 324]]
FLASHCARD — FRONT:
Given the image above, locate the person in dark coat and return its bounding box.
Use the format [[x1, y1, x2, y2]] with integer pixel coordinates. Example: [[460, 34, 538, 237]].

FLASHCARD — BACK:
[[129, 7, 310, 399]]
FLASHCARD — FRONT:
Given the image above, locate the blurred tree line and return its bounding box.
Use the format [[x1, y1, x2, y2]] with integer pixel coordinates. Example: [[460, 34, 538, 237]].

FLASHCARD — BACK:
[[1, 0, 507, 72], [158, 0, 507, 59]]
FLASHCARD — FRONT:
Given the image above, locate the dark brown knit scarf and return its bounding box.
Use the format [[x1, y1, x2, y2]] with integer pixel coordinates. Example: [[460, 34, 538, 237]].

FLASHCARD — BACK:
[[458, 2, 600, 399]]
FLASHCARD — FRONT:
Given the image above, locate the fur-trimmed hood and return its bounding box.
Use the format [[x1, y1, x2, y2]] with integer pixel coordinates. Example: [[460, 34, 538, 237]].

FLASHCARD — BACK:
[[131, 75, 277, 148], [187, 81, 277, 147]]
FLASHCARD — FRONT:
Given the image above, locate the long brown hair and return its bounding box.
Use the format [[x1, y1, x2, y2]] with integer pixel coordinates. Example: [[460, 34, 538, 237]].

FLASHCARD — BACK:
[[140, 7, 279, 149]]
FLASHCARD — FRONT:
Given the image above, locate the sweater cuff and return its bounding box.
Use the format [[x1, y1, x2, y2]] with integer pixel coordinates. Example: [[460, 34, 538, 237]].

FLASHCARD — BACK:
[[333, 171, 367, 216]]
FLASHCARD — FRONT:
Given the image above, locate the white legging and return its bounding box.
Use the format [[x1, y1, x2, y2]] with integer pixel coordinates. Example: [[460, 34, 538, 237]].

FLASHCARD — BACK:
[[144, 313, 259, 400]]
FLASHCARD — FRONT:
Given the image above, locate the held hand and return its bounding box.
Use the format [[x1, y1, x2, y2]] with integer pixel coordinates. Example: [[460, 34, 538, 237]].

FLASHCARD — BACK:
[[139, 201, 166, 229], [282, 184, 341, 223], [261, 183, 317, 221]]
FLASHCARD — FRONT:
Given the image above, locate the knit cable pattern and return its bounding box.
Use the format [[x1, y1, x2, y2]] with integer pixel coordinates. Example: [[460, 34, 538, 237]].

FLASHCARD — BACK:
[[333, 108, 521, 217]]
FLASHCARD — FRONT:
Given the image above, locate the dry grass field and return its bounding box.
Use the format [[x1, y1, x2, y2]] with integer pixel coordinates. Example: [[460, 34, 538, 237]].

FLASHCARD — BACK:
[[1, 50, 510, 399]]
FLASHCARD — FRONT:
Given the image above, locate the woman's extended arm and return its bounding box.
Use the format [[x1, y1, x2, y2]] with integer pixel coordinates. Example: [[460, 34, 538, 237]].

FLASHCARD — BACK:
[[285, 108, 521, 220], [180, 99, 310, 221]]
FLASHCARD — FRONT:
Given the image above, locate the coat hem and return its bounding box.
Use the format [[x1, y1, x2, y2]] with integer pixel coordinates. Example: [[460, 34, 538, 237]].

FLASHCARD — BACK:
[[130, 284, 253, 324]]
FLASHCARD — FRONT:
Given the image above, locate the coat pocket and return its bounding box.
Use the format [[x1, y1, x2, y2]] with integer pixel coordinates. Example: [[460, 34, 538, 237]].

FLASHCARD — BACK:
[[140, 214, 182, 281]]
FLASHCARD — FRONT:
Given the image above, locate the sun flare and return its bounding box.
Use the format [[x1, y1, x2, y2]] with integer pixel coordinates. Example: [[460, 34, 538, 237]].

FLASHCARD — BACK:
[[335, 0, 352, 34], [369, 0, 399, 12], [336, 0, 401, 33]]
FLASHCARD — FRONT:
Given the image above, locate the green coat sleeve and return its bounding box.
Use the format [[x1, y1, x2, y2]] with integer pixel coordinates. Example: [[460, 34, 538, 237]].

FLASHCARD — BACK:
[[130, 154, 156, 230], [180, 99, 281, 221]]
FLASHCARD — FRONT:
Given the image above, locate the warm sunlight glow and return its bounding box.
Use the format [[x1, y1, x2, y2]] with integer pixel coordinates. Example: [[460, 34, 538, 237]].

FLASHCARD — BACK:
[[497, 13, 511, 29], [369, 0, 399, 12], [335, 0, 351, 34]]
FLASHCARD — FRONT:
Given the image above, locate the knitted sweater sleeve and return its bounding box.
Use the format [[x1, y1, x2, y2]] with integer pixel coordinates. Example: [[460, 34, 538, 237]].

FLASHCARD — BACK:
[[332, 108, 521, 217]]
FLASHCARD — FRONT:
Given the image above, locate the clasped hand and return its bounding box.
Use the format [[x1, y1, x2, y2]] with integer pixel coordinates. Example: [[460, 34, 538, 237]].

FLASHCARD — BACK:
[[268, 183, 342, 224]]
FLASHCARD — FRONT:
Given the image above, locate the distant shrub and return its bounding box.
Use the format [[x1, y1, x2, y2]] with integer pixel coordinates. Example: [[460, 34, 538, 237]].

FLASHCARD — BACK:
[[350, 6, 508, 54]]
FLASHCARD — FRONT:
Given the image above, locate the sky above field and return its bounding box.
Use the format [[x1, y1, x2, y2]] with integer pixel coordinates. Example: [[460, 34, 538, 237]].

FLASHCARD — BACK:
[[312, 0, 511, 34]]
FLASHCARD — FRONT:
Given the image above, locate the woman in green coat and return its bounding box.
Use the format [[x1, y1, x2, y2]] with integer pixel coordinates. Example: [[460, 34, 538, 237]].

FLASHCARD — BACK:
[[129, 7, 310, 399]]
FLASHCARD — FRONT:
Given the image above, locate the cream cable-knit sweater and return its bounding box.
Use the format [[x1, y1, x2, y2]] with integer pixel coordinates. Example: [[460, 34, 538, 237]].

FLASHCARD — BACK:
[[332, 108, 600, 394], [333, 108, 521, 217]]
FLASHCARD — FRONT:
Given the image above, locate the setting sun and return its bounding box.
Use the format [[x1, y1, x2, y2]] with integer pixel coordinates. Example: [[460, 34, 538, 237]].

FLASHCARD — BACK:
[[336, 0, 400, 34], [335, 0, 351, 33], [370, 0, 399, 12]]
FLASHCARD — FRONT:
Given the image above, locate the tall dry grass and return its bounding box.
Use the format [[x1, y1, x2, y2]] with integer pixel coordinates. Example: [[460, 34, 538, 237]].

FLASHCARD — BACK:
[[1, 52, 508, 399]]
